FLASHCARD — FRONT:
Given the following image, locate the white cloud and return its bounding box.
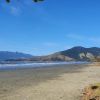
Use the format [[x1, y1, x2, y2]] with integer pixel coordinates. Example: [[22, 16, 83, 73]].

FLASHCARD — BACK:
[[43, 42, 58, 47], [66, 34, 84, 40], [32, 48, 44, 50], [66, 33, 100, 43]]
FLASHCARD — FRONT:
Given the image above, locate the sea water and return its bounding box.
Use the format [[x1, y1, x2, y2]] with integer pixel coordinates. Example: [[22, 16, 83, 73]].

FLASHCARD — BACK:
[[0, 61, 90, 70]]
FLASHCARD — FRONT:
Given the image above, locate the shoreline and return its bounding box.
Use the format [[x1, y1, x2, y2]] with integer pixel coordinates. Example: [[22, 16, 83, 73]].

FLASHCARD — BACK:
[[0, 63, 100, 100], [0, 61, 90, 71]]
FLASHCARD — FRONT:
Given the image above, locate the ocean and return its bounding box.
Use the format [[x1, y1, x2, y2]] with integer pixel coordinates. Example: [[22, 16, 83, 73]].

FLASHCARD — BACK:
[[0, 61, 90, 70]]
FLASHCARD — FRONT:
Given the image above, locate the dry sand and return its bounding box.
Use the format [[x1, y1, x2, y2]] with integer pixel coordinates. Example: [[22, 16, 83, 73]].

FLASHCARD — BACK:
[[0, 63, 100, 100]]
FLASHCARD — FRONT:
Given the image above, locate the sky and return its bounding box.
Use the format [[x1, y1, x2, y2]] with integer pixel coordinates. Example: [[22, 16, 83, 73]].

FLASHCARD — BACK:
[[0, 0, 100, 55]]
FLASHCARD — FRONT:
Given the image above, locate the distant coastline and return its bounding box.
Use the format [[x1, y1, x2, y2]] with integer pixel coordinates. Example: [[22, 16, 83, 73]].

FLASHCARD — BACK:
[[0, 46, 100, 62]]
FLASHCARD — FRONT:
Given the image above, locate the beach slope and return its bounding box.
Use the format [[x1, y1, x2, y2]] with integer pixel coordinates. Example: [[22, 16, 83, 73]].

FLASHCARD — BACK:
[[0, 64, 100, 100]]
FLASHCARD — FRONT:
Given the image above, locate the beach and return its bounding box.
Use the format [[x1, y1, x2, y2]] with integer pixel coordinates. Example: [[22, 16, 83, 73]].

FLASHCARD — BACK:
[[0, 63, 100, 100]]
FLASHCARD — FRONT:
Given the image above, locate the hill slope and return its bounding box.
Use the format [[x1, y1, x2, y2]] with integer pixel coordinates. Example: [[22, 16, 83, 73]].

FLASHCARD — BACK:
[[29, 46, 100, 61], [1, 46, 100, 62], [58, 46, 100, 61]]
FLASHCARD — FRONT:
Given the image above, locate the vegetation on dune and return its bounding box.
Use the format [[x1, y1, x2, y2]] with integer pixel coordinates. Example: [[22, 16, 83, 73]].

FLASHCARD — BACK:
[[82, 83, 100, 100], [95, 57, 100, 62]]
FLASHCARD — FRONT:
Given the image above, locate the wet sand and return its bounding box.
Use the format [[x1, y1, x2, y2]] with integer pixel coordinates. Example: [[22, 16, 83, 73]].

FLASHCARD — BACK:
[[0, 63, 100, 100]]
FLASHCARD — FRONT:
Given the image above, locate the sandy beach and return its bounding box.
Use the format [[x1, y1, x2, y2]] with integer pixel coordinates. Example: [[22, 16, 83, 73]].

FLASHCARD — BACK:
[[0, 63, 100, 100]]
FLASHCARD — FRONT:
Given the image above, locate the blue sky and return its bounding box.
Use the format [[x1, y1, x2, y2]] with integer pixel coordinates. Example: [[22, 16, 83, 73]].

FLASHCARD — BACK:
[[0, 0, 100, 55]]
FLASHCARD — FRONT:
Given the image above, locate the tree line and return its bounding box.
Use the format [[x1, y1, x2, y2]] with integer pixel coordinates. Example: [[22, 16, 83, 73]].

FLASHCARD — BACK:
[[6, 0, 44, 3]]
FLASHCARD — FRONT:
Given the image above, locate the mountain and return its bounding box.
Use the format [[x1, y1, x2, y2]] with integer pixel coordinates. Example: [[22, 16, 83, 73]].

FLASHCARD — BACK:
[[0, 51, 33, 61], [28, 46, 100, 62], [58, 46, 100, 61], [1, 46, 100, 62]]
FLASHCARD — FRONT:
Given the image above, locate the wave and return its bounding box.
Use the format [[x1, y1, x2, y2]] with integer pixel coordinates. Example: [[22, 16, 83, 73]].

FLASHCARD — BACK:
[[0, 61, 90, 70]]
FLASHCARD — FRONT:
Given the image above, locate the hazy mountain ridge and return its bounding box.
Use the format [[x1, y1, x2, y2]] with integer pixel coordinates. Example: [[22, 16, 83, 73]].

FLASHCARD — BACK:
[[0, 51, 33, 61]]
